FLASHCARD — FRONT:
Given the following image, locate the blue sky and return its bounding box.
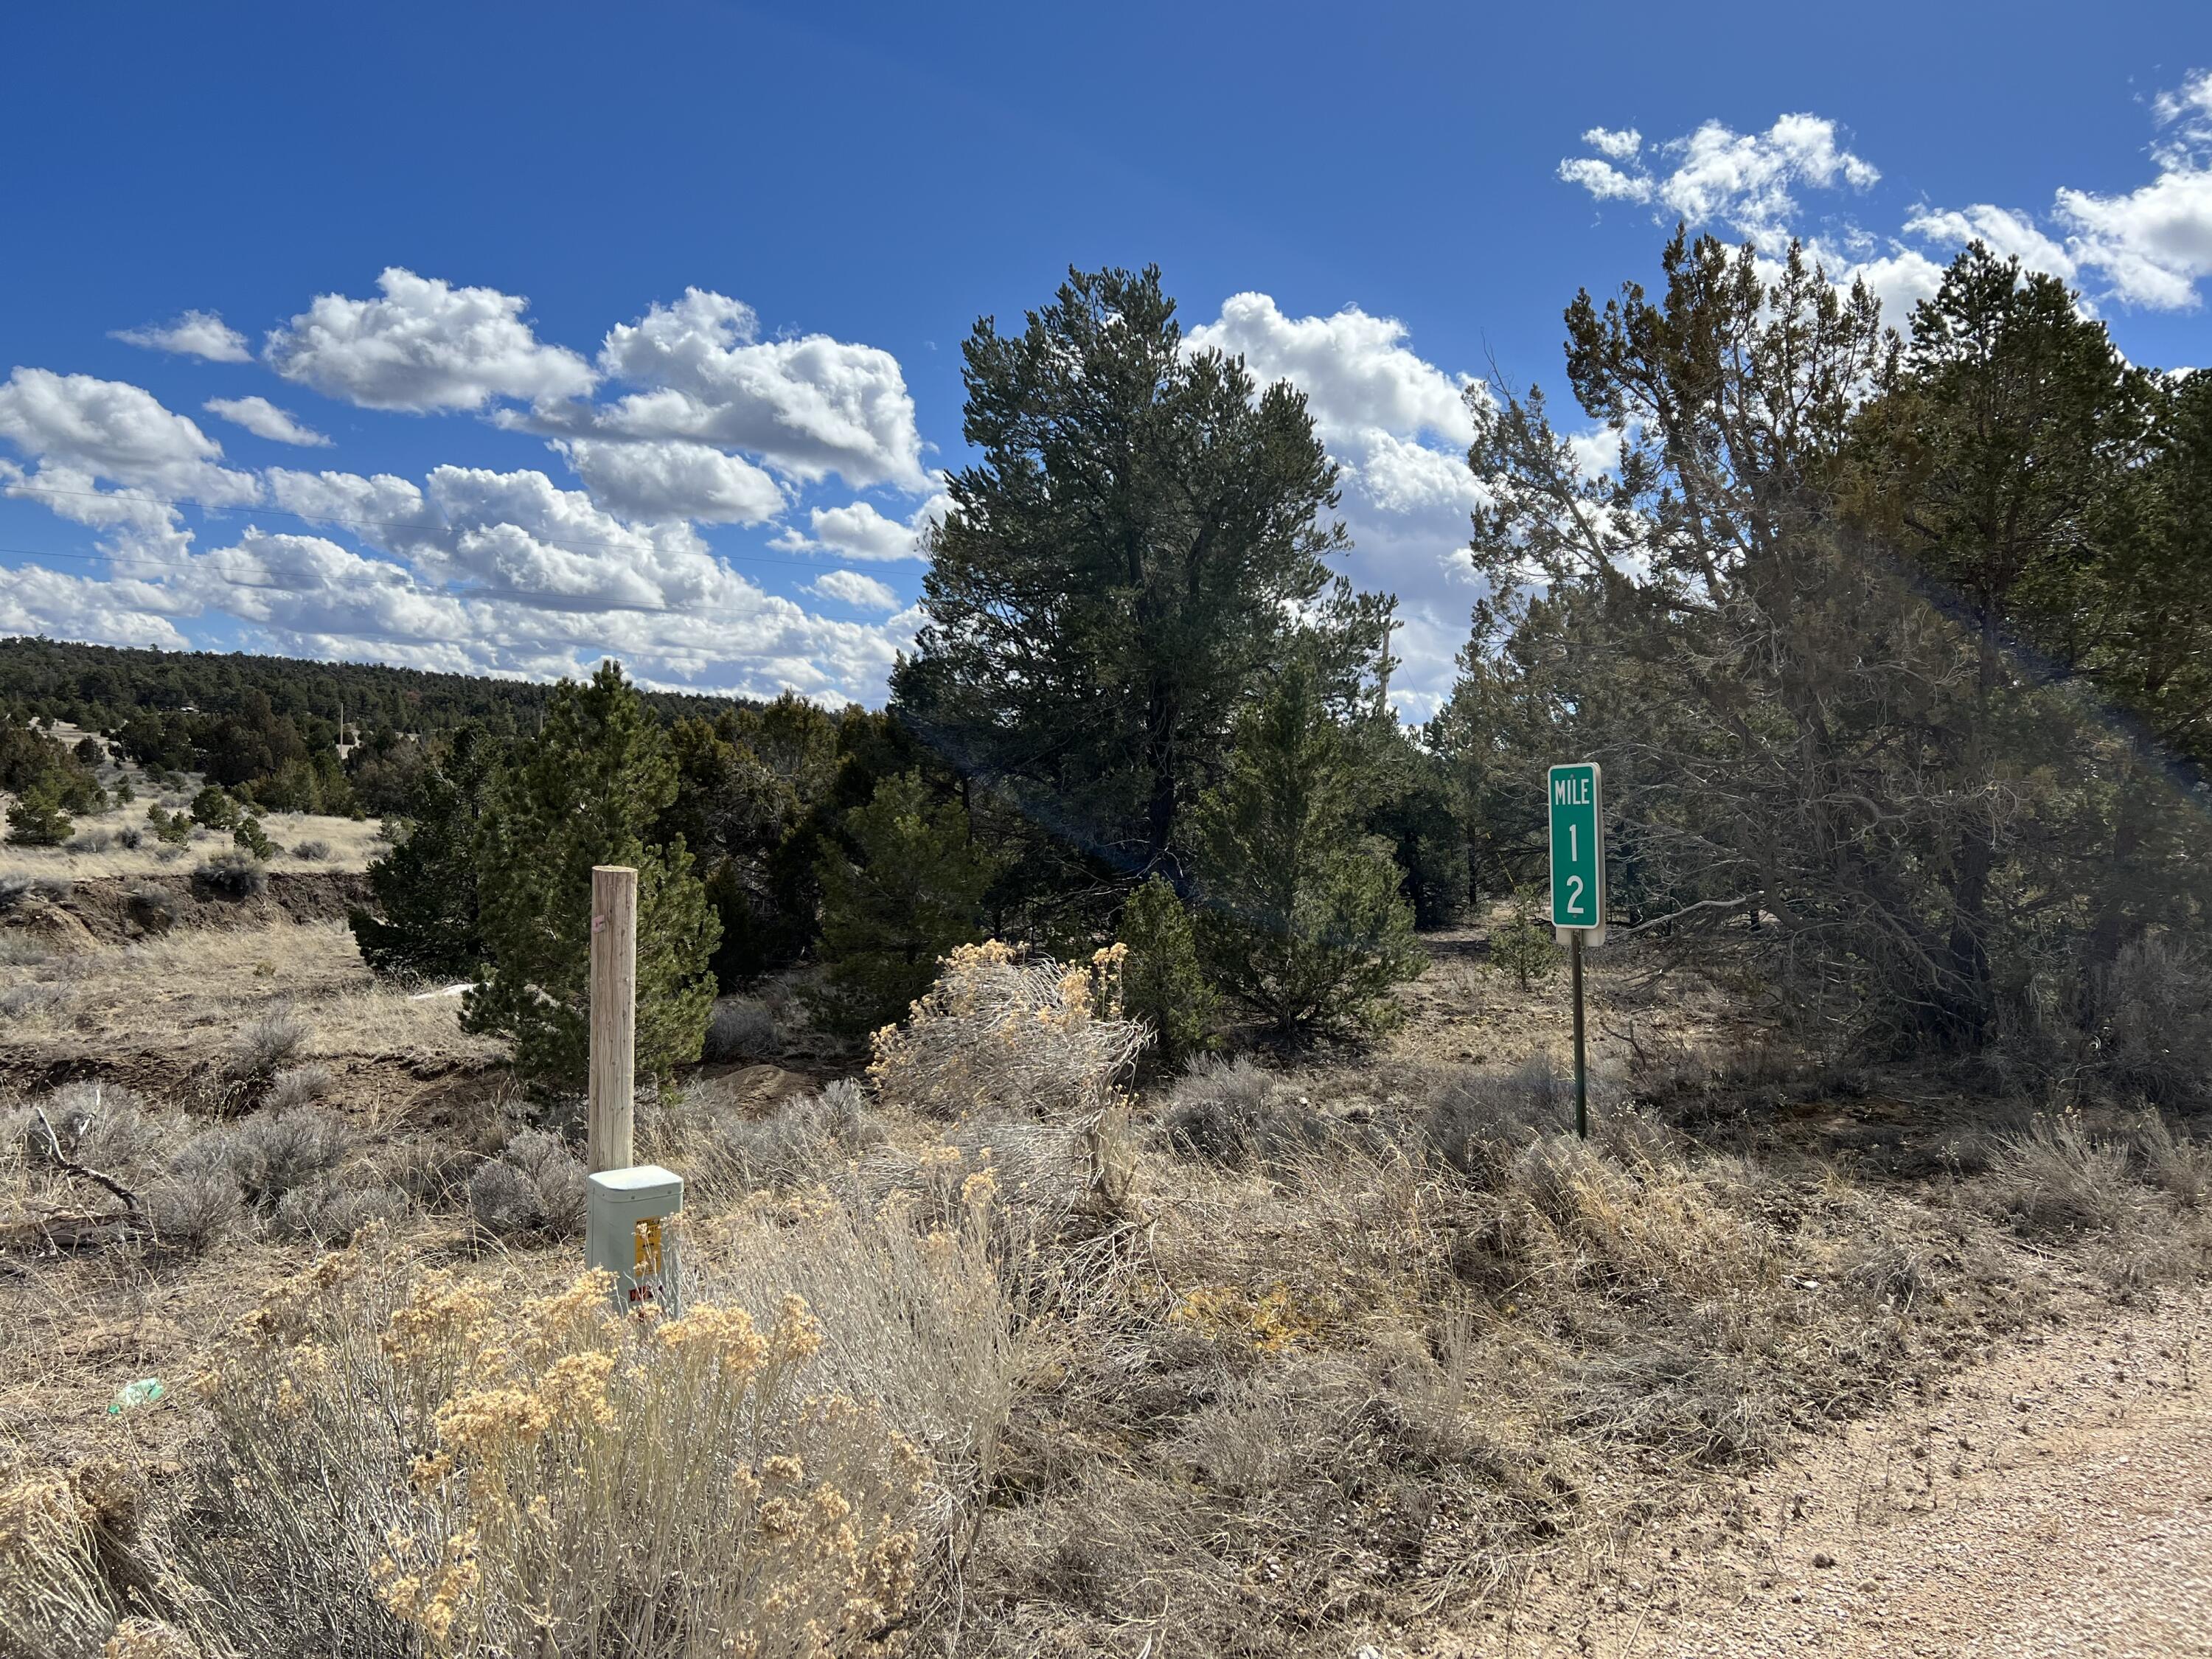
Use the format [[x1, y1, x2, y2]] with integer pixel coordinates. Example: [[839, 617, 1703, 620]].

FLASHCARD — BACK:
[[1, 1, 2205, 716]]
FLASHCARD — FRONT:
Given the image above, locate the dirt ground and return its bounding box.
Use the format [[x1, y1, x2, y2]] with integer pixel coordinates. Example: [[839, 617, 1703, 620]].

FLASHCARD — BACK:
[[1467, 1287, 2210, 1659]]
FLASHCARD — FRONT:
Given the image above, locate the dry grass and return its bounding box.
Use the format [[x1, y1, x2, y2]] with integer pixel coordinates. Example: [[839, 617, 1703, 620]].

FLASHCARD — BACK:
[[667, 1077, 883, 1198], [0, 810, 381, 883], [953, 1055, 2065, 1657], [0, 919, 502, 1074], [0, 923, 2205, 1658]]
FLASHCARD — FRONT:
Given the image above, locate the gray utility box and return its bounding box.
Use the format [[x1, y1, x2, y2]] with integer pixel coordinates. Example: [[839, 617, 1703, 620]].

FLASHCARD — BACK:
[[585, 1164, 683, 1319]]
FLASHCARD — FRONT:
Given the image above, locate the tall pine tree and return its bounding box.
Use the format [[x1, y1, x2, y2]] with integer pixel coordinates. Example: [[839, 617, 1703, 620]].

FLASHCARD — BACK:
[[892, 265, 1385, 897]]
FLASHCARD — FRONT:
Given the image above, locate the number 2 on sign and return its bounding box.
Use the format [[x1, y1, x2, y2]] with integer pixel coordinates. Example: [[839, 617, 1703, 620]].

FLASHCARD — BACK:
[[1565, 874, 1585, 917]]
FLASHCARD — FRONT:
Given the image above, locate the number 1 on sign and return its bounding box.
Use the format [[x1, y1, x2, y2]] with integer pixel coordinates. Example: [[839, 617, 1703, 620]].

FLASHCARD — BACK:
[[1568, 824, 1577, 861]]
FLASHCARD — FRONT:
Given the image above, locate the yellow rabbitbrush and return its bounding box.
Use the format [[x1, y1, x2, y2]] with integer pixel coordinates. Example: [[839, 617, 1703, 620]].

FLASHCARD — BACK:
[[195, 1237, 929, 1658]]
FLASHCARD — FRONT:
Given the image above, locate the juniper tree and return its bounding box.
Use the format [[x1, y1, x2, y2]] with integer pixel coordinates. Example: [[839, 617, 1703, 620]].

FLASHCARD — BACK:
[[465, 664, 719, 1084], [1117, 873, 1220, 1066], [1846, 246, 2151, 1035], [804, 770, 999, 1035], [5, 785, 71, 846], [1191, 660, 1424, 1038], [1457, 232, 2211, 1057], [348, 726, 497, 981]]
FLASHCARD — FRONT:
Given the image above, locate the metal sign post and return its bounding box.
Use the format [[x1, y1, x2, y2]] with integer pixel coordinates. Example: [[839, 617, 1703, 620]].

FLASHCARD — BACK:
[[1548, 763, 1605, 1139]]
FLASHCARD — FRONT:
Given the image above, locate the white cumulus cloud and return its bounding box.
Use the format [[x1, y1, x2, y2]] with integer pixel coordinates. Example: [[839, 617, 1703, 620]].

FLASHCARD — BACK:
[[267, 467, 428, 531], [2050, 72, 2212, 310], [0, 561, 192, 648], [773, 497, 938, 562], [111, 310, 251, 363], [1560, 113, 1879, 246], [204, 395, 332, 448], [807, 568, 900, 611], [1190, 293, 1478, 449], [1568, 76, 2212, 316], [1184, 295, 1502, 719], [0, 370, 259, 504], [265, 268, 597, 412], [518, 288, 927, 492], [0, 369, 260, 557], [552, 437, 784, 526]]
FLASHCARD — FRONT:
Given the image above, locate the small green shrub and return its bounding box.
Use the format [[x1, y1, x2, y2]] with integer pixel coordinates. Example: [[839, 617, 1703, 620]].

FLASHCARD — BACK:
[[190, 785, 240, 831], [1118, 875, 1219, 1068], [1488, 891, 1560, 989], [1189, 662, 1425, 1039], [806, 770, 1000, 1036], [5, 786, 72, 846]]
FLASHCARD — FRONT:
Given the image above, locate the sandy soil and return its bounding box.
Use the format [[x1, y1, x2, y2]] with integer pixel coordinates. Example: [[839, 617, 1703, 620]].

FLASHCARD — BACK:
[[1474, 1288, 2210, 1658]]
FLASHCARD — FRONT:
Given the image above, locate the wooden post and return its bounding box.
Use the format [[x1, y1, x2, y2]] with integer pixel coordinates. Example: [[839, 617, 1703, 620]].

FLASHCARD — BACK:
[[588, 865, 638, 1173]]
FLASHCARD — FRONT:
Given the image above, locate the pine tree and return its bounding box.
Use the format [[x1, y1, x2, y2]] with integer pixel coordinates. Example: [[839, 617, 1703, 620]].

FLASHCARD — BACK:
[[1117, 874, 1219, 1066], [1191, 661, 1425, 1038], [190, 785, 239, 831], [465, 664, 720, 1085], [1846, 243, 2151, 1037], [232, 815, 274, 860], [892, 264, 1380, 891], [349, 726, 497, 981], [6, 785, 72, 847], [805, 771, 999, 1035]]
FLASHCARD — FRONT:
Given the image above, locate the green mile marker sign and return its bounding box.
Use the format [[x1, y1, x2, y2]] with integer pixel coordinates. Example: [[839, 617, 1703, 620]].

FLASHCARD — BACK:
[[1548, 762, 1604, 936], [1548, 760, 1606, 1140]]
